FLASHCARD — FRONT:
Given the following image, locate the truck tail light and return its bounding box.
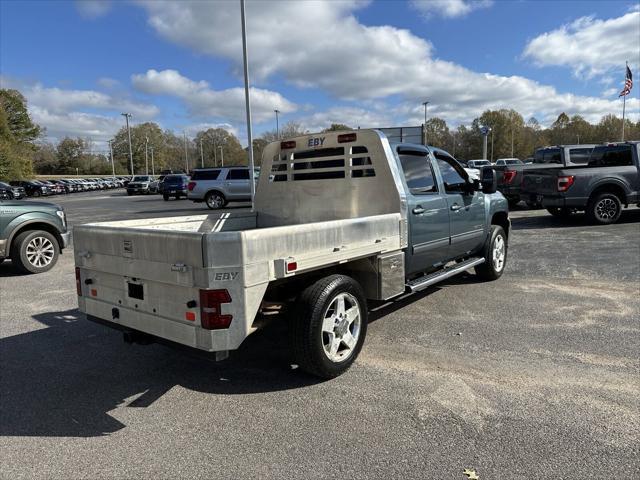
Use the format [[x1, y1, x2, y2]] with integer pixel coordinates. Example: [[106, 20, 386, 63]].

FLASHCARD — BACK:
[[188, 181, 196, 191], [502, 170, 517, 184], [75, 267, 82, 296], [199, 289, 232, 330], [337, 133, 357, 143], [280, 140, 296, 149], [557, 175, 575, 192]]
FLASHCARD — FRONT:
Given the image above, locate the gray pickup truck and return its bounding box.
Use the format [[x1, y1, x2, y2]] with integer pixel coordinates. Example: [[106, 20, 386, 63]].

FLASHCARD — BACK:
[[0, 199, 71, 273], [73, 130, 509, 378], [525, 142, 640, 223]]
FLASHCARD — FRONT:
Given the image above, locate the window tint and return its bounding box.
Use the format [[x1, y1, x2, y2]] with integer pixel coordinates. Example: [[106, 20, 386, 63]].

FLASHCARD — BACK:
[[398, 151, 437, 194], [569, 148, 593, 164], [191, 169, 220, 181], [588, 145, 633, 167], [506, 159, 522, 165], [435, 153, 468, 193], [534, 148, 562, 164], [227, 169, 250, 180]]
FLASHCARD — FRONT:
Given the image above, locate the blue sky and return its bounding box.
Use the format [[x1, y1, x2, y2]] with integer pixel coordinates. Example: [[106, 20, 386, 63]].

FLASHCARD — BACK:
[[1, 0, 638, 147]]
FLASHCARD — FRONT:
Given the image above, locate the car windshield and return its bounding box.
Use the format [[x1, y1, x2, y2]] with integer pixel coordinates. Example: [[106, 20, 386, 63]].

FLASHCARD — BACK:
[[506, 159, 522, 165], [0, 182, 9, 187], [132, 176, 151, 182], [473, 160, 490, 166]]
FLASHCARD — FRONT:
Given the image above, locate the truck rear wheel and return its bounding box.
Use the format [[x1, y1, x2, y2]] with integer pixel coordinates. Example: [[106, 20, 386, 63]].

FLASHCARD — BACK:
[[290, 275, 367, 379], [11, 230, 59, 274], [587, 192, 622, 225], [475, 225, 507, 281]]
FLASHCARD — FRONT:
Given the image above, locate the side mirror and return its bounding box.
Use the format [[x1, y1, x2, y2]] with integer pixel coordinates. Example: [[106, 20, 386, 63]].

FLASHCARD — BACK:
[[481, 167, 497, 194]]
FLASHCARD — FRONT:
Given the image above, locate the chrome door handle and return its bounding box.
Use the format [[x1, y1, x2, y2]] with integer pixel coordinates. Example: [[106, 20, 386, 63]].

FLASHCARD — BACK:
[[450, 204, 462, 211], [412, 206, 425, 215]]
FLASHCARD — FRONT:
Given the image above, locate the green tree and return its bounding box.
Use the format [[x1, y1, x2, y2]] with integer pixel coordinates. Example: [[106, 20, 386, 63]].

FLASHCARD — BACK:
[[425, 117, 451, 150], [194, 128, 247, 168], [0, 89, 40, 180], [261, 121, 307, 142], [322, 123, 352, 132]]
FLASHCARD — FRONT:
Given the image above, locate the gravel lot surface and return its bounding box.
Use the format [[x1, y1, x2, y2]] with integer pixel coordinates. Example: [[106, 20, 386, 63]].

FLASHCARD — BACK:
[[1, 191, 638, 479]]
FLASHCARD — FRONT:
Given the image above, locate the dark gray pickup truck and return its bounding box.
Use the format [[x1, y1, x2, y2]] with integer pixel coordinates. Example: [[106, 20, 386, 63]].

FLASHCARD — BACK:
[[524, 142, 640, 224], [0, 199, 71, 273]]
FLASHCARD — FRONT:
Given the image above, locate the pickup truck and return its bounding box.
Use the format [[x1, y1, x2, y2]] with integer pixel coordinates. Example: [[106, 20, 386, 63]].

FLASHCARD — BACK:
[[492, 144, 596, 207], [0, 199, 71, 273], [73, 130, 510, 378], [523, 142, 640, 224]]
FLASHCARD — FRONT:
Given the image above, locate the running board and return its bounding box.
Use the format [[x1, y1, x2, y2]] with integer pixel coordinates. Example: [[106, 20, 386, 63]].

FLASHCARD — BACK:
[[406, 257, 485, 292]]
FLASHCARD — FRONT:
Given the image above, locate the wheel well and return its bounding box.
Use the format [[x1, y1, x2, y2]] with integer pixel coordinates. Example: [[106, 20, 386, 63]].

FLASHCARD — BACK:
[[491, 211, 510, 237], [206, 189, 226, 199], [589, 184, 627, 206], [9, 222, 62, 253]]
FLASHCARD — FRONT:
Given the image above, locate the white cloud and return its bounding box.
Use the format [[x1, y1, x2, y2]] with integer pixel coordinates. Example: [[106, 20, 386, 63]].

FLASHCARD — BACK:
[[136, 1, 638, 124], [131, 69, 297, 123], [410, 0, 493, 18], [97, 77, 120, 89], [297, 106, 393, 133], [523, 10, 640, 77], [30, 106, 121, 141], [75, 0, 112, 18], [184, 122, 238, 138]]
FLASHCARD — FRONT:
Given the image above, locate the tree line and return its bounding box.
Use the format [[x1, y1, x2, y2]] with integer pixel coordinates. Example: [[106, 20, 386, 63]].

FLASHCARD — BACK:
[[1, 87, 639, 180]]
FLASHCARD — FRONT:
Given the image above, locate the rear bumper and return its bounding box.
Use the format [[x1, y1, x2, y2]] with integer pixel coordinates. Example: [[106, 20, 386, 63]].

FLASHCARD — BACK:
[[540, 195, 588, 208]]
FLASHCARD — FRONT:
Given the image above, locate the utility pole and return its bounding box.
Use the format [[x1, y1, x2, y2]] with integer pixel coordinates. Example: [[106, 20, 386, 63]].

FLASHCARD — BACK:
[[510, 113, 514, 157], [213, 141, 217, 166], [183, 132, 189, 173], [422, 101, 429, 146], [200, 138, 204, 168], [150, 147, 155, 176], [241, 0, 256, 206], [274, 109, 280, 138], [121, 113, 134, 175], [491, 129, 495, 162], [480, 126, 490, 160], [108, 139, 115, 178], [218, 146, 224, 166], [145, 137, 149, 175]]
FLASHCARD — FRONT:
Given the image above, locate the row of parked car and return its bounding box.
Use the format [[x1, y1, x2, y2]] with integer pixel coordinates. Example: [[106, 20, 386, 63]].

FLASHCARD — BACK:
[[0, 177, 128, 199]]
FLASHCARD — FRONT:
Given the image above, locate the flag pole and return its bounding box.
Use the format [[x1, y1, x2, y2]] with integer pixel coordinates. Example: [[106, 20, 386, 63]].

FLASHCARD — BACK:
[[621, 61, 627, 142]]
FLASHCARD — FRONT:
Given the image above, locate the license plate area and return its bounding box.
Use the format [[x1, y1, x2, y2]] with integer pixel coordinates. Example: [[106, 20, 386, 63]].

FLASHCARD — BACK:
[[128, 282, 144, 300]]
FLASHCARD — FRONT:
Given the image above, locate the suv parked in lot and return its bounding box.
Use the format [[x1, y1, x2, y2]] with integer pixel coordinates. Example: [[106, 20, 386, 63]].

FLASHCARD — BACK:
[[0, 199, 71, 273], [188, 167, 256, 209], [160, 174, 189, 200], [525, 141, 639, 224], [0, 182, 26, 200], [9, 180, 52, 197], [126, 175, 156, 195]]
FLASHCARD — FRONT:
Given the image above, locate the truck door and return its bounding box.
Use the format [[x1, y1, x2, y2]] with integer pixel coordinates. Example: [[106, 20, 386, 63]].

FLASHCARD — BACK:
[[433, 152, 486, 258], [225, 168, 251, 200], [396, 147, 450, 275]]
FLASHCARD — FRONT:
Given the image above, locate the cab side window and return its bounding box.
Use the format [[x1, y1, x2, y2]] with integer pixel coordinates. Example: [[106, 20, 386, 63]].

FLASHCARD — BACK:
[[398, 150, 437, 194], [434, 153, 468, 193]]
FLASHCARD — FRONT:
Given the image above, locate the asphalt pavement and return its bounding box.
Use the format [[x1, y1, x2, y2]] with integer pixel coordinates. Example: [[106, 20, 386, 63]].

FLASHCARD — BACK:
[[1, 190, 638, 479]]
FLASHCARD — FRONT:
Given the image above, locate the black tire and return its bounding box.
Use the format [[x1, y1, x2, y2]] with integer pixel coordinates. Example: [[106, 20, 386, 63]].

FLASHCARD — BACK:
[[289, 275, 368, 379], [10, 230, 59, 274], [205, 191, 226, 210], [587, 192, 622, 225], [33, 190, 41, 197], [163, 194, 169, 201], [474, 225, 507, 281], [546, 207, 572, 218]]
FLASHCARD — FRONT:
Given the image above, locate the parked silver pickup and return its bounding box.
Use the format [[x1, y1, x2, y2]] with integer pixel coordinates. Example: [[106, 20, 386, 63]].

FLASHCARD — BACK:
[[74, 130, 510, 378]]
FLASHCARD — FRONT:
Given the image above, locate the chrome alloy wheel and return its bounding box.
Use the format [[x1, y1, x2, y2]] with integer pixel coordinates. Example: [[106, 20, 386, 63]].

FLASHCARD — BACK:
[[25, 236, 55, 268], [595, 198, 618, 221], [207, 194, 224, 209], [492, 234, 506, 272], [321, 292, 362, 363]]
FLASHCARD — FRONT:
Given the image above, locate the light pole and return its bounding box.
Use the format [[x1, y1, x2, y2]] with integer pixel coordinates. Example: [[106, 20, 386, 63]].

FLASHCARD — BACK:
[[218, 145, 224, 166], [274, 109, 280, 139], [183, 132, 189, 173], [108, 139, 115, 178], [213, 140, 217, 166], [145, 136, 149, 175], [121, 113, 134, 175], [480, 126, 491, 160], [241, 0, 256, 205], [422, 101, 429, 146], [150, 147, 155, 176], [200, 138, 204, 168]]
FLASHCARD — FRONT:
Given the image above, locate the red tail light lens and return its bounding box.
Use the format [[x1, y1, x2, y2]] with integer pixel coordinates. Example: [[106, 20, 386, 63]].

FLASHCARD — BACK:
[[199, 289, 232, 330], [75, 267, 82, 296], [502, 170, 517, 184], [188, 181, 196, 191], [280, 140, 296, 149], [557, 175, 575, 192], [337, 133, 357, 143]]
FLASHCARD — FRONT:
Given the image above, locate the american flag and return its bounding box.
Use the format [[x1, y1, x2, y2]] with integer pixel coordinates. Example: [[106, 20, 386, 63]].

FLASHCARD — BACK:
[[619, 65, 633, 97]]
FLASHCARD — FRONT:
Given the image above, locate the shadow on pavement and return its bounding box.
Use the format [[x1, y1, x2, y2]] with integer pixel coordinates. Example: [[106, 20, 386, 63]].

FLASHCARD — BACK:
[[0, 308, 319, 438], [511, 208, 640, 231]]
